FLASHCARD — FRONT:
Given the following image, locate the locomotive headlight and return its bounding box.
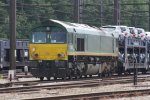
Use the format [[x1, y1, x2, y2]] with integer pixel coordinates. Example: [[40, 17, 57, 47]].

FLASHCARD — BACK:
[[32, 48, 36, 52], [58, 53, 65, 58], [32, 53, 39, 58], [34, 53, 39, 57]]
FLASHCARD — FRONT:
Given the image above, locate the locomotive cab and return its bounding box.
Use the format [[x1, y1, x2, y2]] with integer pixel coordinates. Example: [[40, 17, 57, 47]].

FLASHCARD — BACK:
[[29, 21, 69, 80], [29, 26, 68, 60]]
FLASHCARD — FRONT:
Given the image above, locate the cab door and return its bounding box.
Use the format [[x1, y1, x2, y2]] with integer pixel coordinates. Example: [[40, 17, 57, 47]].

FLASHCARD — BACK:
[[75, 34, 86, 52]]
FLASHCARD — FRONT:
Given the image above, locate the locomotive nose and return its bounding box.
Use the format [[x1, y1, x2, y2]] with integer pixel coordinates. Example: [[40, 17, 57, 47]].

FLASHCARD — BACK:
[[29, 44, 68, 60]]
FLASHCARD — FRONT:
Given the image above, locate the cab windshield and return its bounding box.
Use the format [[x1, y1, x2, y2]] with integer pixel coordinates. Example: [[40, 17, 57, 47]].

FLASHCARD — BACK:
[[31, 26, 66, 43]]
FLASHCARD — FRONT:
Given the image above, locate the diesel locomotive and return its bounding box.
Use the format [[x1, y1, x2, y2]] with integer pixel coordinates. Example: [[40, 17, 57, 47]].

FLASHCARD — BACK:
[[29, 19, 118, 80]]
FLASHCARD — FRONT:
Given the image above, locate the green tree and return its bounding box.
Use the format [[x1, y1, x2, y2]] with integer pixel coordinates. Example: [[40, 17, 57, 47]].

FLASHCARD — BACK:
[[50, 0, 73, 21], [16, 0, 55, 38], [0, 1, 8, 38], [0, 0, 150, 39], [121, 0, 148, 30]]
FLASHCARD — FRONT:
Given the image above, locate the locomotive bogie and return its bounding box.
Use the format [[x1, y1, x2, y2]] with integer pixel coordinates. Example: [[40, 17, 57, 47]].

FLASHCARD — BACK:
[[30, 60, 69, 78], [30, 57, 117, 79]]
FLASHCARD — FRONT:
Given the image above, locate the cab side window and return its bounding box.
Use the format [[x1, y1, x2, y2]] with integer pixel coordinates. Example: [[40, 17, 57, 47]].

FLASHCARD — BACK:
[[77, 38, 85, 51]]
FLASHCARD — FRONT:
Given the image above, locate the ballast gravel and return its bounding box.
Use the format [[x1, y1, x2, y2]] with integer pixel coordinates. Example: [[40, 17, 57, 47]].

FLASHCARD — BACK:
[[108, 95, 150, 100], [0, 77, 150, 100]]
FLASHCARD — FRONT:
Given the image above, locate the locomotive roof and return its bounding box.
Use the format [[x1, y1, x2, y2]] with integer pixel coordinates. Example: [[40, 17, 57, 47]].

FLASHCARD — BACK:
[[48, 19, 110, 36], [102, 25, 128, 28]]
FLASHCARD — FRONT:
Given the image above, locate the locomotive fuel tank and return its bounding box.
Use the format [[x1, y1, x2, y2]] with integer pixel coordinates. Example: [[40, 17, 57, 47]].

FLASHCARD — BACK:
[[84, 64, 100, 75]]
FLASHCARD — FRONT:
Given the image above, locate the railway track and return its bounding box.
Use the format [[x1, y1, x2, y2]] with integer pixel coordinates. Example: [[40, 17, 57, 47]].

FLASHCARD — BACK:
[[0, 75, 150, 94], [26, 89, 150, 100], [1, 72, 33, 79], [0, 73, 149, 88]]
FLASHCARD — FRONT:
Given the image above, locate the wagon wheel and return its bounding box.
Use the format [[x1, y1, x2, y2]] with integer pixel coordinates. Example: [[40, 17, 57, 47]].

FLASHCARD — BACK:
[[40, 77, 44, 81], [98, 73, 101, 78], [54, 77, 57, 80], [68, 68, 73, 80], [62, 74, 67, 80], [84, 75, 87, 78], [69, 75, 73, 80], [75, 75, 80, 79], [142, 69, 147, 74], [89, 75, 92, 78], [75, 71, 81, 79]]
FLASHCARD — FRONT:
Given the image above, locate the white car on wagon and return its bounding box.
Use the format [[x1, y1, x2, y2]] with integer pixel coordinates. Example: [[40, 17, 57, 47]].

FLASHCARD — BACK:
[[101, 25, 130, 39], [128, 27, 138, 38], [145, 32, 150, 40], [136, 28, 146, 40]]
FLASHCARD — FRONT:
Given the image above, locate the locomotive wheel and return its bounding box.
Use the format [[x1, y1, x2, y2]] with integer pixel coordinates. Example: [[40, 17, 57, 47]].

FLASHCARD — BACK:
[[142, 69, 147, 74], [127, 70, 131, 75], [84, 75, 87, 78], [89, 75, 92, 78], [80, 75, 82, 79], [102, 73, 106, 77], [69, 76, 73, 80], [124, 72, 128, 76], [75, 73, 82, 79], [40, 77, 44, 81], [108, 72, 112, 77], [98, 73, 101, 78], [62, 77, 67, 80], [75, 74, 81, 79], [62, 74, 67, 80], [118, 71, 122, 76], [54, 77, 57, 80], [75, 75, 79, 79]]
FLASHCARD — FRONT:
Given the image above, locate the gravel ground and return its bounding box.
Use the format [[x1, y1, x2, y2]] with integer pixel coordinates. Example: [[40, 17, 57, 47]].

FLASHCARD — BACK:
[[0, 81, 150, 100], [109, 95, 150, 100], [1, 76, 150, 100], [0, 77, 39, 84]]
